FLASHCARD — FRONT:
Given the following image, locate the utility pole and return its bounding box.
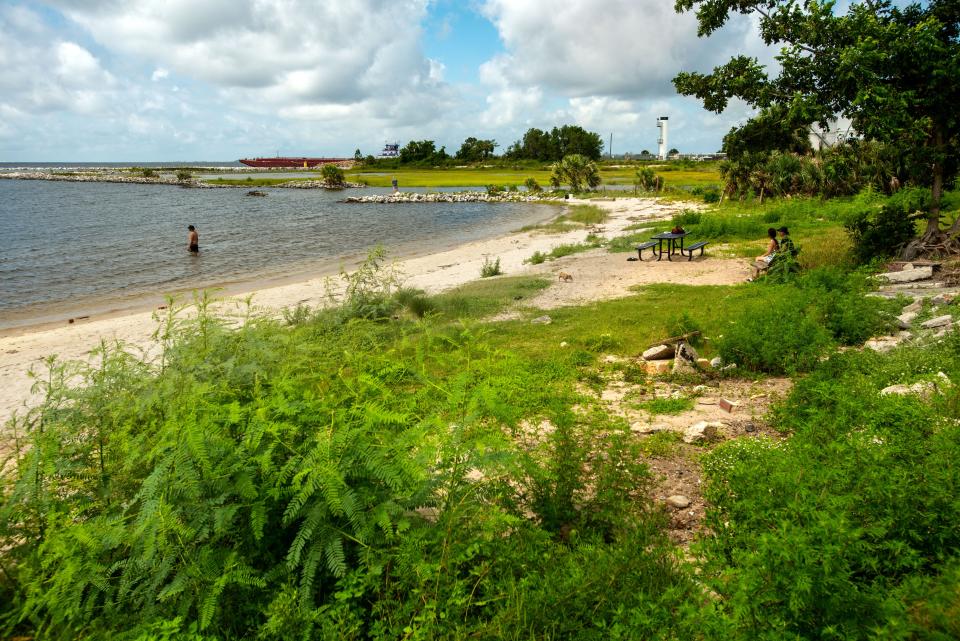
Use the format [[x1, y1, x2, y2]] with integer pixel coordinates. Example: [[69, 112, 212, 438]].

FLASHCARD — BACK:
[[609, 133, 613, 159]]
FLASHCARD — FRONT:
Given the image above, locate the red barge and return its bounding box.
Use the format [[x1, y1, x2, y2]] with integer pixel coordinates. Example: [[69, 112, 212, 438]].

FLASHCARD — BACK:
[[238, 156, 350, 168]]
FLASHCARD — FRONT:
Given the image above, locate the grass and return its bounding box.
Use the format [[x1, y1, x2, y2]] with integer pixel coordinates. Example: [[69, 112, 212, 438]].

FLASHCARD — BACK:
[[637, 396, 695, 415], [636, 431, 684, 458], [431, 275, 550, 318], [200, 163, 722, 192]]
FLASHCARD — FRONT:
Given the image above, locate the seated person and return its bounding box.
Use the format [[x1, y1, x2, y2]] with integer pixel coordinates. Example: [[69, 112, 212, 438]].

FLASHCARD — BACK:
[[750, 227, 779, 279], [776, 226, 797, 257]]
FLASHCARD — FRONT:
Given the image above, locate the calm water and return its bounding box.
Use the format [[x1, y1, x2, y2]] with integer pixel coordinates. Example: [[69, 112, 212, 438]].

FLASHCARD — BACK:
[[0, 180, 555, 330]]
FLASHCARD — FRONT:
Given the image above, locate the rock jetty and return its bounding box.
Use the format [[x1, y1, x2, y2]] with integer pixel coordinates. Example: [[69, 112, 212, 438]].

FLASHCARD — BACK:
[[0, 171, 364, 190], [344, 191, 547, 204]]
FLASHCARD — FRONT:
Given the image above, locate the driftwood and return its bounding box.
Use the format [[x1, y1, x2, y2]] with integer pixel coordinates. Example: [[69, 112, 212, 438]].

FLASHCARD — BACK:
[[646, 331, 701, 349]]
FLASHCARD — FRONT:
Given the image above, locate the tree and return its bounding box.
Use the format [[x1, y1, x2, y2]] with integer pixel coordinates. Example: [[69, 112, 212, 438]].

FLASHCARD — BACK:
[[673, 0, 960, 248], [399, 140, 437, 164], [668, 148, 679, 156], [354, 148, 362, 161], [549, 154, 602, 192], [505, 125, 604, 161], [455, 137, 499, 162]]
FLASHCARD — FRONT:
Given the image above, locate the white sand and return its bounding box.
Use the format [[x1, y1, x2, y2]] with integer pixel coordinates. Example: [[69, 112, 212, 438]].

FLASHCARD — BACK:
[[0, 197, 750, 423]]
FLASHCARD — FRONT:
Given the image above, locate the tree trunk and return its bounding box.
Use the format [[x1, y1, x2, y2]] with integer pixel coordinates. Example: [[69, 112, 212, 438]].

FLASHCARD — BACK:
[[925, 128, 945, 241]]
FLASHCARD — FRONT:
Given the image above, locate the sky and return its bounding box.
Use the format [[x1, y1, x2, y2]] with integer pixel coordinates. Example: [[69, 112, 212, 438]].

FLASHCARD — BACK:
[[0, 0, 776, 161]]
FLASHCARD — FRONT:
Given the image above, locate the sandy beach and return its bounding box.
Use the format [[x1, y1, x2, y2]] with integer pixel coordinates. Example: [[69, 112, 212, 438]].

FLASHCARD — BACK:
[[0, 197, 750, 423]]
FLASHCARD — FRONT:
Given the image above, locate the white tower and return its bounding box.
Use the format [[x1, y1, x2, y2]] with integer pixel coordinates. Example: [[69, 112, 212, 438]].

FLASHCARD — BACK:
[[657, 116, 669, 160]]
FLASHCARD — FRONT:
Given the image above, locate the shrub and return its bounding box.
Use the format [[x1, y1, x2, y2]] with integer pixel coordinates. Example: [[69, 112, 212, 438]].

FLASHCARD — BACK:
[[320, 164, 345, 186], [486, 184, 505, 195], [701, 338, 960, 639], [480, 256, 503, 277], [702, 187, 721, 203], [717, 287, 833, 374], [524, 177, 543, 192], [175, 169, 192, 182], [140, 167, 157, 178], [844, 200, 918, 263], [550, 154, 601, 192], [525, 250, 547, 265]]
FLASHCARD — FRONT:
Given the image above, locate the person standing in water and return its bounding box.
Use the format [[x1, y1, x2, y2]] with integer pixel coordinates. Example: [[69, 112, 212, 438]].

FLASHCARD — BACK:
[[187, 225, 199, 253]]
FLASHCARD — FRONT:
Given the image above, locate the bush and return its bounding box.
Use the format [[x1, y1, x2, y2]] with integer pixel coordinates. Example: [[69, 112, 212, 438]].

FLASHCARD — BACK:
[[320, 164, 345, 186], [486, 184, 505, 195], [844, 200, 918, 263], [480, 256, 503, 277], [701, 337, 960, 639], [175, 169, 192, 182], [524, 177, 542, 192], [525, 250, 547, 265]]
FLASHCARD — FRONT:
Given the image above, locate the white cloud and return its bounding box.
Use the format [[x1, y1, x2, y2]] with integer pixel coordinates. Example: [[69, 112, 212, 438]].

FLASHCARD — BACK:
[[49, 0, 452, 125], [151, 67, 169, 82]]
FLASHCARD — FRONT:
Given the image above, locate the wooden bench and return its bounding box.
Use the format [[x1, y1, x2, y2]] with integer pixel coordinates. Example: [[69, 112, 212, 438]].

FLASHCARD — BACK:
[[635, 240, 658, 260], [680, 241, 709, 261]]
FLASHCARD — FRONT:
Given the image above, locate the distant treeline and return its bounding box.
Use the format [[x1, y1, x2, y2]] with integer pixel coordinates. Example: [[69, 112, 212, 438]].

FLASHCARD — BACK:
[[359, 125, 605, 167]]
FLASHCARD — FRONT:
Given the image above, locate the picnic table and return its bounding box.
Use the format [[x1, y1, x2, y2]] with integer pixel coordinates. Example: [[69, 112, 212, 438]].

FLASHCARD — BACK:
[[651, 231, 687, 261]]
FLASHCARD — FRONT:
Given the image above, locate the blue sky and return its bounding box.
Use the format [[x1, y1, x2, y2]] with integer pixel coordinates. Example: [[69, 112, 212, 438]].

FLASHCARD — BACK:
[[0, 0, 771, 161]]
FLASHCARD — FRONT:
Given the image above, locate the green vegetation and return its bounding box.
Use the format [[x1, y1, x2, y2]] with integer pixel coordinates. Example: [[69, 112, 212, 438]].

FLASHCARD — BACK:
[[637, 396, 695, 415], [175, 169, 192, 182], [674, 0, 960, 252], [320, 164, 345, 186], [479, 256, 503, 278], [550, 154, 602, 192], [1, 237, 956, 639]]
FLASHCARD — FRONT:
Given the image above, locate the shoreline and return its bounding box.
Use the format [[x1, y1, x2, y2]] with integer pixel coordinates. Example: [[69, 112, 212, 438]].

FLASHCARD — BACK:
[[0, 197, 748, 424]]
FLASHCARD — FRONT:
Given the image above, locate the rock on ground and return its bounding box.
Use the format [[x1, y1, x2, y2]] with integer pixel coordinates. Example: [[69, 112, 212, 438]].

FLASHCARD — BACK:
[[665, 495, 691, 509], [921, 315, 952, 329], [683, 420, 723, 444], [642, 344, 674, 360], [879, 266, 934, 283]]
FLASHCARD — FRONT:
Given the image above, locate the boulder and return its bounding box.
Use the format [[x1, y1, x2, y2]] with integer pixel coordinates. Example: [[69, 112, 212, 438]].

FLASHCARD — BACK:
[[683, 420, 723, 444], [931, 293, 956, 306], [676, 341, 700, 362], [921, 315, 953, 329], [645, 360, 672, 375], [880, 381, 937, 399], [665, 495, 691, 509], [672, 357, 697, 375], [896, 311, 917, 329], [878, 266, 934, 283], [902, 299, 923, 313], [865, 335, 905, 353], [642, 344, 674, 360]]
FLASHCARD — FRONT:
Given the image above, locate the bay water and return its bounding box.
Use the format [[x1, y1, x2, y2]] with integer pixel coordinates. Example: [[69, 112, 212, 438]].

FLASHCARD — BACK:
[[0, 179, 555, 331]]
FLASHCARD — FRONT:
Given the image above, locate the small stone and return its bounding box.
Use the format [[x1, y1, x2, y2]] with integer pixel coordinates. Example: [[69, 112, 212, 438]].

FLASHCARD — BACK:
[[642, 344, 674, 360], [630, 422, 666, 435], [696, 358, 712, 369], [931, 293, 955, 306], [559, 341, 569, 348], [921, 314, 952, 329], [692, 385, 709, 394], [719, 398, 739, 413], [710, 356, 723, 368], [531, 315, 552, 325], [721, 363, 738, 371], [744, 422, 757, 433], [865, 336, 904, 353], [683, 420, 722, 444], [665, 495, 691, 509]]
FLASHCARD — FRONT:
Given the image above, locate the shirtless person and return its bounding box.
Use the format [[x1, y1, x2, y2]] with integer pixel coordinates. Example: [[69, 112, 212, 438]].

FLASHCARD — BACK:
[[187, 225, 199, 253]]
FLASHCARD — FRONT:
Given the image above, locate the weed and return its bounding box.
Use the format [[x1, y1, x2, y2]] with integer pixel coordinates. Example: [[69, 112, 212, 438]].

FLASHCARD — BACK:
[[637, 396, 695, 415], [480, 256, 503, 277]]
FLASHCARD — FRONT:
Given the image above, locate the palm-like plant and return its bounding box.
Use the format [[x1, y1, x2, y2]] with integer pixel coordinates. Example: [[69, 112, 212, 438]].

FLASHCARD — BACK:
[[550, 154, 601, 193]]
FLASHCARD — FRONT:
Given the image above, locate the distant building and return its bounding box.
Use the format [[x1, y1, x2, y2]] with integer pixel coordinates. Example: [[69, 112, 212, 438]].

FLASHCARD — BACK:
[[656, 117, 669, 160], [809, 119, 856, 151]]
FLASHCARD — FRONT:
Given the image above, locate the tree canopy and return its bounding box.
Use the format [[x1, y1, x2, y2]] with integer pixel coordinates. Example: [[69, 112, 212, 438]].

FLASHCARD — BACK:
[[399, 140, 449, 165], [455, 137, 498, 162], [505, 125, 604, 161], [674, 0, 960, 244]]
